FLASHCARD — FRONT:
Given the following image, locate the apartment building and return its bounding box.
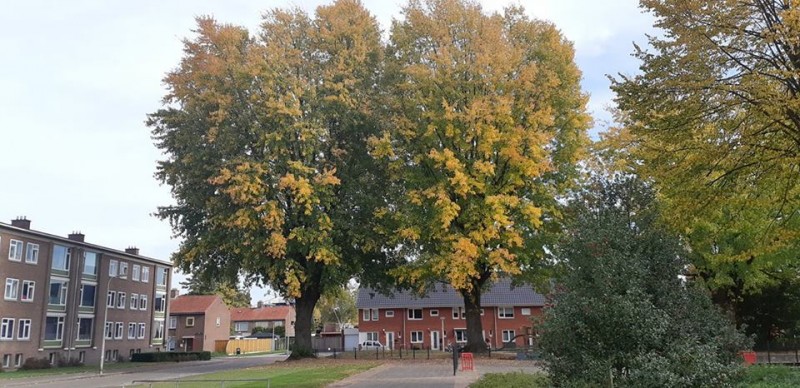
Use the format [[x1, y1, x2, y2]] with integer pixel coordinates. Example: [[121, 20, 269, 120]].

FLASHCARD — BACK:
[[0, 218, 172, 368], [357, 278, 544, 351]]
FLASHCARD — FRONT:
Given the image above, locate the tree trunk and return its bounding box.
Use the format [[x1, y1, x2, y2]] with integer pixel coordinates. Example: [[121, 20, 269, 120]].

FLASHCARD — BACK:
[[461, 286, 488, 353], [290, 288, 321, 359]]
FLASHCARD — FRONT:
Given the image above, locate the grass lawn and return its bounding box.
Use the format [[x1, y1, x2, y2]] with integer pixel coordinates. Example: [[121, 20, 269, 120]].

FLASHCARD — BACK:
[[739, 365, 800, 387], [470, 371, 550, 388], [0, 361, 146, 379], [131, 360, 379, 388]]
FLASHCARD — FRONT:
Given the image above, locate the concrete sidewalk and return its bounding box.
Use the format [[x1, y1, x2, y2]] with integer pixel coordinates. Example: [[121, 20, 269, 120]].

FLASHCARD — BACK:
[[328, 359, 542, 388]]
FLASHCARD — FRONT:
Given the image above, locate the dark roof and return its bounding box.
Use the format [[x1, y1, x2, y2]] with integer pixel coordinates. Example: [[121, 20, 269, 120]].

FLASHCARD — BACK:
[[170, 295, 221, 314], [357, 278, 545, 309]]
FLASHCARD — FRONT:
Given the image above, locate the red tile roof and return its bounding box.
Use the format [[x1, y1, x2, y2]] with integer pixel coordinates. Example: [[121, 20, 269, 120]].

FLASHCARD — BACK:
[[231, 305, 293, 322], [170, 295, 221, 314]]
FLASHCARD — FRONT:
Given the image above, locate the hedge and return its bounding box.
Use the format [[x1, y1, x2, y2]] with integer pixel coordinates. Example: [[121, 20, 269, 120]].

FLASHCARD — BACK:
[[131, 351, 211, 362]]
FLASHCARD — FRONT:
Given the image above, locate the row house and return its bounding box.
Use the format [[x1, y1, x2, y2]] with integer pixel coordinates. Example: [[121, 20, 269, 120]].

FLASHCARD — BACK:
[[230, 304, 295, 338], [167, 293, 230, 352], [0, 218, 171, 368], [357, 278, 544, 351]]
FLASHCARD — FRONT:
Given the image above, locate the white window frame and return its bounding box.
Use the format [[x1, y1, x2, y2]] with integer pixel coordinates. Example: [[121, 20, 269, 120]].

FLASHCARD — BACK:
[[154, 293, 166, 313], [104, 322, 114, 339], [186, 316, 195, 327], [502, 329, 516, 343], [128, 323, 136, 339], [117, 292, 126, 309], [498, 307, 514, 319], [5, 278, 19, 300], [25, 243, 39, 264], [49, 279, 68, 306], [521, 308, 531, 316], [430, 309, 439, 317], [119, 262, 129, 279], [1, 318, 14, 340], [79, 283, 96, 307], [362, 309, 369, 321], [76, 317, 93, 341], [234, 322, 248, 332], [216, 317, 221, 327], [15, 353, 22, 367], [137, 323, 146, 339], [114, 322, 124, 339], [2, 354, 9, 368], [141, 266, 150, 283], [132, 264, 141, 281], [410, 330, 424, 343], [370, 309, 379, 321], [366, 332, 378, 341], [18, 319, 31, 340], [140, 295, 148, 310], [407, 309, 423, 320], [385, 310, 394, 318], [154, 320, 164, 339], [452, 307, 465, 319], [169, 316, 177, 329], [455, 329, 467, 343], [130, 293, 139, 310], [51, 245, 70, 271], [83, 252, 98, 275], [109, 260, 118, 277], [21, 280, 34, 302], [8, 239, 23, 261], [107, 291, 116, 308], [45, 316, 65, 341]]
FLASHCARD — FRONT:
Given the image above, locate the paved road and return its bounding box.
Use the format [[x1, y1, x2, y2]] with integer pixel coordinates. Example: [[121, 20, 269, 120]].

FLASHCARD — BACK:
[[0, 354, 288, 388], [329, 359, 542, 388]]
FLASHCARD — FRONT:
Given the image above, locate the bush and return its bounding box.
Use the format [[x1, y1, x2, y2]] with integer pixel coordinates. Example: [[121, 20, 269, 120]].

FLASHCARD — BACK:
[[20, 357, 52, 370], [539, 177, 750, 387], [131, 351, 211, 362], [57, 357, 83, 367]]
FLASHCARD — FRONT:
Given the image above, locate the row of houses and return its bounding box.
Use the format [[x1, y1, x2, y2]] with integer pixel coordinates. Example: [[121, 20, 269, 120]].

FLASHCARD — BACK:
[[0, 218, 172, 367]]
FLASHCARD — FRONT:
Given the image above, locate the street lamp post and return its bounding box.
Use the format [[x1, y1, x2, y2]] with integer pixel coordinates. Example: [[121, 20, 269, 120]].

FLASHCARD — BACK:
[[99, 276, 115, 375]]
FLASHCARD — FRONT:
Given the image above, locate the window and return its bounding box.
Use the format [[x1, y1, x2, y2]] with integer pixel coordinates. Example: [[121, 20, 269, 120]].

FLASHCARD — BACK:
[[362, 309, 369, 321], [216, 317, 221, 327], [234, 322, 248, 332], [83, 252, 98, 275], [21, 280, 34, 302], [366, 332, 378, 341], [156, 268, 168, 286], [51, 245, 70, 271], [104, 322, 113, 339], [18, 319, 31, 340], [410, 331, 424, 343], [521, 308, 531, 316], [138, 323, 146, 339], [430, 309, 439, 317], [128, 323, 136, 339], [107, 291, 116, 308], [154, 320, 164, 339], [1, 318, 14, 339], [140, 295, 148, 310], [115, 322, 124, 339], [25, 243, 39, 264], [49, 280, 68, 305], [455, 329, 467, 343], [169, 317, 177, 329], [77, 318, 92, 340], [502, 330, 516, 343], [154, 293, 166, 312], [117, 292, 126, 309], [78, 351, 85, 363], [15, 353, 22, 367], [186, 317, 195, 327], [385, 310, 394, 318], [130, 293, 139, 310], [132, 265, 141, 281], [407, 309, 423, 320], [453, 307, 465, 319], [44, 316, 65, 341], [119, 262, 129, 278], [5, 278, 19, 300], [80, 284, 96, 307], [370, 309, 379, 321], [8, 239, 23, 261], [498, 307, 514, 319], [109, 260, 118, 277], [141, 267, 150, 283], [2, 354, 9, 368]]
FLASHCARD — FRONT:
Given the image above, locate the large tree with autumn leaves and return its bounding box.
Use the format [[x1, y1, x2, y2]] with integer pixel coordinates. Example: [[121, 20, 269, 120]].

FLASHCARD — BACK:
[[371, 0, 590, 352], [148, 0, 387, 358]]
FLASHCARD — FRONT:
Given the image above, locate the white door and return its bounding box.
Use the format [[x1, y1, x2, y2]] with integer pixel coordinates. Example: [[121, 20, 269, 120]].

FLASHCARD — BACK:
[[386, 331, 395, 350], [431, 331, 440, 350]]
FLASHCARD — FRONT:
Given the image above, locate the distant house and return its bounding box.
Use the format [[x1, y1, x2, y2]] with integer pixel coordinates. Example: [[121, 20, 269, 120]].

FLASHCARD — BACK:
[[167, 293, 230, 352], [357, 278, 545, 351], [230, 304, 296, 338]]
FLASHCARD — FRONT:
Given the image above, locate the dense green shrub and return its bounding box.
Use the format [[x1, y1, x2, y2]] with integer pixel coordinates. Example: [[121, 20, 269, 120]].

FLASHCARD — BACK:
[[131, 351, 211, 362], [20, 357, 52, 370], [539, 177, 750, 387]]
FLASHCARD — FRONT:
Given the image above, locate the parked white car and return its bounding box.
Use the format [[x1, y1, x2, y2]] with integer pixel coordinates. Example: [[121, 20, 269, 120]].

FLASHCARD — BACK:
[[360, 340, 384, 350]]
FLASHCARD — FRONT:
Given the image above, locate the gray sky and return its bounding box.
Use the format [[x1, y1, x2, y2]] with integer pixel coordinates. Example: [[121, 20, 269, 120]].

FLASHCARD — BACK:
[[0, 0, 654, 303]]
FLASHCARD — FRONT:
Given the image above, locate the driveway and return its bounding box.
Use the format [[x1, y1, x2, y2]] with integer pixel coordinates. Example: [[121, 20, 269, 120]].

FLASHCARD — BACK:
[[328, 359, 543, 388], [0, 354, 288, 388]]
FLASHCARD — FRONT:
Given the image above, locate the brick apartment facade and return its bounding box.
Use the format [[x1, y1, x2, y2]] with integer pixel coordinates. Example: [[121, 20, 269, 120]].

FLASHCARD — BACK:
[[230, 304, 295, 338], [357, 279, 544, 351], [0, 218, 172, 368], [167, 293, 231, 352]]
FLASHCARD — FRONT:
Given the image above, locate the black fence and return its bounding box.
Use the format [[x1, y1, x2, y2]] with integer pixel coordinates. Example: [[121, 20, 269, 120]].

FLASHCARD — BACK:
[[754, 339, 800, 365]]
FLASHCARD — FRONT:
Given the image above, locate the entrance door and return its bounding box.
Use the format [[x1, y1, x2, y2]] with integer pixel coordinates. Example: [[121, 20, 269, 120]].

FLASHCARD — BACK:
[[431, 331, 440, 350], [386, 332, 395, 350]]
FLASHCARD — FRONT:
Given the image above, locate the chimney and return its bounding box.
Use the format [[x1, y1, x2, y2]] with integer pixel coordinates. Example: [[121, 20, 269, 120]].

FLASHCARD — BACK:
[[11, 217, 31, 230], [125, 246, 140, 255], [257, 301, 264, 308], [170, 288, 180, 299], [67, 231, 85, 242]]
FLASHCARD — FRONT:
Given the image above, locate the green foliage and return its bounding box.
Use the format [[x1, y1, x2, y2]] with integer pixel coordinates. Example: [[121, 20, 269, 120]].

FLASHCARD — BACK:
[[20, 358, 52, 370], [739, 365, 800, 388], [539, 177, 750, 387], [469, 372, 550, 388], [131, 351, 211, 362], [315, 285, 358, 327], [735, 276, 800, 347], [180, 275, 251, 308]]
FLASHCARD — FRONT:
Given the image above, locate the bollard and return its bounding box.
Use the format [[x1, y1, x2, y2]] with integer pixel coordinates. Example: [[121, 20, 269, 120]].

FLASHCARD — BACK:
[[427, 345, 430, 360], [354, 347, 357, 359], [376, 347, 379, 360], [452, 345, 459, 376], [412, 347, 416, 359], [333, 348, 337, 359]]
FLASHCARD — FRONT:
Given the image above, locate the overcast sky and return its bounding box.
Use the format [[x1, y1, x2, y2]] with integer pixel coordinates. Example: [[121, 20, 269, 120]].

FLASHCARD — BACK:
[[0, 0, 654, 304]]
